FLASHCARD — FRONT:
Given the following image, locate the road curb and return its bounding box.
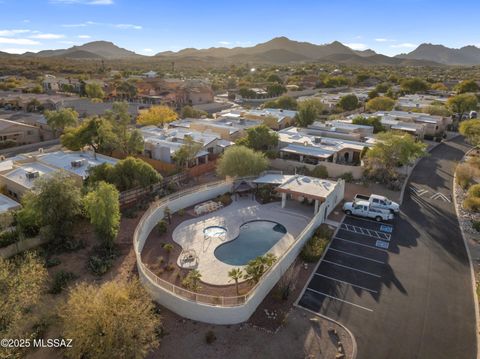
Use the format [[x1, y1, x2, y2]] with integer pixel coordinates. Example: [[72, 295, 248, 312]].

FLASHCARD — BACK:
[[452, 148, 480, 359], [294, 216, 358, 359]]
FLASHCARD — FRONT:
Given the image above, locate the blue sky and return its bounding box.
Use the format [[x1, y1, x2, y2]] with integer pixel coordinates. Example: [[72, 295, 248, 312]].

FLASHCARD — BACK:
[[0, 0, 479, 56]]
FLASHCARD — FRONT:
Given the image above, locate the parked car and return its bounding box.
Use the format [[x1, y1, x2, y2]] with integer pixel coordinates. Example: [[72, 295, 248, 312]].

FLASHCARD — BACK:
[[343, 200, 394, 222], [354, 194, 400, 213]]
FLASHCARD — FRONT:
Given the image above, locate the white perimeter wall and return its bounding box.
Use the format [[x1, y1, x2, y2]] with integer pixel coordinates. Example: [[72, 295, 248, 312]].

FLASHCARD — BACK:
[[135, 179, 345, 325]]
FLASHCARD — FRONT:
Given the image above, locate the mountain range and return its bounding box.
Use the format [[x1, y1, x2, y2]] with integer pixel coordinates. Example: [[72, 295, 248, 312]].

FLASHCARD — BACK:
[[4, 37, 480, 66], [396, 43, 480, 65]]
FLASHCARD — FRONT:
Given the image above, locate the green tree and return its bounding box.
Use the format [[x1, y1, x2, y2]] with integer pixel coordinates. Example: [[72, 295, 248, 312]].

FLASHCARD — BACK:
[[181, 105, 208, 118], [21, 172, 82, 244], [44, 108, 79, 136], [84, 181, 120, 249], [296, 99, 324, 127], [266, 83, 287, 97], [236, 124, 279, 152], [87, 157, 161, 191], [172, 136, 203, 168], [352, 116, 385, 133], [85, 82, 105, 99], [400, 78, 429, 94], [62, 117, 118, 157], [126, 129, 144, 155], [338, 94, 359, 111], [459, 119, 480, 147], [216, 146, 268, 178], [263, 95, 297, 110], [323, 76, 349, 88], [455, 80, 479, 94], [447, 93, 478, 120], [366, 96, 395, 111], [366, 131, 427, 177], [60, 280, 160, 359], [228, 268, 243, 295]]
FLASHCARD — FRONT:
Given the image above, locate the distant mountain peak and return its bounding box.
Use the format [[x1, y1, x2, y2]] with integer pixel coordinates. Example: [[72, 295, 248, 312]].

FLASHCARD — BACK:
[[396, 42, 480, 65]]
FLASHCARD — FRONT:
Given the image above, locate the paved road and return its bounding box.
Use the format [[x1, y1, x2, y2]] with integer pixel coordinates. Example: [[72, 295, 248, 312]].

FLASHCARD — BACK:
[[298, 136, 477, 359]]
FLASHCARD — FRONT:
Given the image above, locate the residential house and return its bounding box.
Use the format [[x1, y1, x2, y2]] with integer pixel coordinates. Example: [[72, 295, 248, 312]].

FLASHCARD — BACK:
[[241, 108, 297, 130], [0, 150, 118, 199], [0, 118, 50, 145], [139, 126, 232, 166], [396, 94, 447, 110]]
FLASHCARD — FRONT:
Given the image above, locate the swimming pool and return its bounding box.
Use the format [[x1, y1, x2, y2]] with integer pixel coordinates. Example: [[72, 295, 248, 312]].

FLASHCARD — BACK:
[[214, 220, 287, 266]]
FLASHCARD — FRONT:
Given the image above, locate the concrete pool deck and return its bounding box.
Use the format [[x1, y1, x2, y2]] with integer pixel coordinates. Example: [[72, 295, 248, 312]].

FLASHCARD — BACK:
[[172, 198, 313, 285]]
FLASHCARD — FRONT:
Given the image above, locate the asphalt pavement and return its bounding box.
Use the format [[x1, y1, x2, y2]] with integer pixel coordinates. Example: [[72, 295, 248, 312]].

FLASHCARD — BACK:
[[297, 136, 477, 359]]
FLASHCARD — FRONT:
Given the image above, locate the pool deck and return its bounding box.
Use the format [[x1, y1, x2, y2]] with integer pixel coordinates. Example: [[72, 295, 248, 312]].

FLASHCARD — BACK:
[[172, 198, 313, 286]]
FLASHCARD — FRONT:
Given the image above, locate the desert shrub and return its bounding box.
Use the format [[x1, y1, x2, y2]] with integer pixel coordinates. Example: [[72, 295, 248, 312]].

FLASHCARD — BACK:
[[216, 193, 232, 206], [122, 207, 137, 218], [45, 257, 61, 268], [309, 165, 328, 178], [157, 220, 168, 234], [472, 220, 480, 232], [205, 330, 217, 344], [339, 172, 354, 183], [177, 208, 185, 216], [468, 184, 480, 198], [164, 263, 175, 272], [181, 269, 202, 292], [300, 225, 333, 262], [456, 163, 476, 190], [464, 197, 480, 212], [0, 229, 19, 248], [49, 270, 76, 294], [88, 246, 118, 276]]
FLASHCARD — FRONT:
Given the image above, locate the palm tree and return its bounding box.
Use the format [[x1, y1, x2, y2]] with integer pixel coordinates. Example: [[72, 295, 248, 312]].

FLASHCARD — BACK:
[[228, 268, 243, 295], [182, 269, 202, 292], [163, 243, 174, 261], [164, 206, 172, 224]]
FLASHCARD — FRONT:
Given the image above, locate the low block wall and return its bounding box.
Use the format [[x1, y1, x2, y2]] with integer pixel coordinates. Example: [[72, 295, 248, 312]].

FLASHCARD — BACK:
[[0, 236, 48, 258]]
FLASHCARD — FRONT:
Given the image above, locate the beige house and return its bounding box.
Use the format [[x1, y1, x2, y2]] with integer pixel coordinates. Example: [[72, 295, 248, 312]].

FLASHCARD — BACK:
[[0, 119, 47, 145]]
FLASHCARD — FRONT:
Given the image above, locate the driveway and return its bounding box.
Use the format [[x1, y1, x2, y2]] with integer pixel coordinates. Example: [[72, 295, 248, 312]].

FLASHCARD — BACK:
[[297, 136, 477, 359]]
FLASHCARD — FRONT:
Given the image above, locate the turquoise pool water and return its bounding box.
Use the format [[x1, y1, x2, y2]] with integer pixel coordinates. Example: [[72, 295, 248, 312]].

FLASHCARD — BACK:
[[214, 220, 287, 266]]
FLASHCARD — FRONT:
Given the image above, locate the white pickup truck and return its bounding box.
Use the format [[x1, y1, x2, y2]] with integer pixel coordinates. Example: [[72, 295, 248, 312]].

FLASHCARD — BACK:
[[343, 200, 394, 222], [354, 194, 400, 213]]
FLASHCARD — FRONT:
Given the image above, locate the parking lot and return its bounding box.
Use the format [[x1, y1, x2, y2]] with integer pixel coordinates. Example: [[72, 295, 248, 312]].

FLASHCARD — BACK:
[[297, 215, 395, 318]]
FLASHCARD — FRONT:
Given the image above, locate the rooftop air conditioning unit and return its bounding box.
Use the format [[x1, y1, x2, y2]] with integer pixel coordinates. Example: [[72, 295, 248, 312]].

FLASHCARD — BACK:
[[25, 170, 39, 180], [71, 159, 87, 168], [314, 137, 322, 144]]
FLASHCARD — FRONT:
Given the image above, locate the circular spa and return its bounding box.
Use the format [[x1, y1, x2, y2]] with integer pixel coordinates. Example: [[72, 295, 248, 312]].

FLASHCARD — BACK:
[[203, 226, 227, 240], [214, 220, 287, 266]]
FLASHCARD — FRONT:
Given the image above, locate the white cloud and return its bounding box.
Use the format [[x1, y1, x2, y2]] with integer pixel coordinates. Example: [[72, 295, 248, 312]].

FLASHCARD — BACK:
[[375, 38, 395, 42], [114, 24, 142, 30], [0, 37, 40, 45], [30, 33, 65, 39], [343, 42, 368, 50], [390, 43, 417, 48], [78, 34, 91, 39], [50, 0, 113, 5], [218, 41, 231, 45], [0, 48, 38, 54], [62, 21, 141, 30], [143, 48, 153, 53], [0, 29, 31, 37]]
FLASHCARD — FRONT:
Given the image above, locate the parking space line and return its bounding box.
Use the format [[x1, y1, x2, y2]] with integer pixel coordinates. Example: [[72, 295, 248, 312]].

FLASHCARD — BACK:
[[322, 259, 382, 278], [345, 214, 395, 228], [314, 273, 378, 293], [334, 237, 389, 253], [305, 288, 373, 312], [341, 223, 391, 241], [328, 247, 385, 264]]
